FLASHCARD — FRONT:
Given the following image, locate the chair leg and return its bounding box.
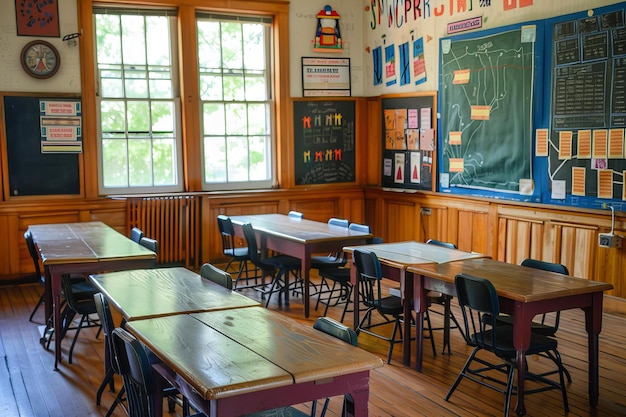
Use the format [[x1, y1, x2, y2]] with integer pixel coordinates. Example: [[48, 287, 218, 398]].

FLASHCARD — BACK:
[[105, 386, 125, 417], [68, 314, 88, 364], [96, 367, 115, 405], [424, 310, 437, 357], [445, 346, 481, 401], [29, 292, 45, 322]]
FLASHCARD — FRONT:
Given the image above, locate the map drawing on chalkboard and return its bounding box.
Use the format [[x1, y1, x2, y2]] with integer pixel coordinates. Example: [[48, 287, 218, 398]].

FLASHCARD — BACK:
[[548, 8, 626, 208], [293, 100, 355, 185], [440, 27, 535, 193]]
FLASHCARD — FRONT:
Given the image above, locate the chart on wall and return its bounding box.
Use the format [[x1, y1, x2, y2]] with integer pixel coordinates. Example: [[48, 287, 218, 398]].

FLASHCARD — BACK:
[[543, 5, 626, 211], [381, 94, 436, 191], [438, 24, 540, 200], [293, 100, 355, 185]]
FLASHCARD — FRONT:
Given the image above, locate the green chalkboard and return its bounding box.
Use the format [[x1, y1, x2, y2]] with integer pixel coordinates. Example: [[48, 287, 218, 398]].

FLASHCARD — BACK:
[[293, 99, 355, 185], [439, 26, 535, 193], [4, 95, 80, 197]]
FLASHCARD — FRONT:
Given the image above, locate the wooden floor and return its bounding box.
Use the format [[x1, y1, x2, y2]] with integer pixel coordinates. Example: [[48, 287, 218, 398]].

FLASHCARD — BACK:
[[2, 274, 626, 417]]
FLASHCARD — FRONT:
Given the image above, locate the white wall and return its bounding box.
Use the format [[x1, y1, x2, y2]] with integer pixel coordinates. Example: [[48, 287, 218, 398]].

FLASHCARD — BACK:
[[0, 0, 80, 93]]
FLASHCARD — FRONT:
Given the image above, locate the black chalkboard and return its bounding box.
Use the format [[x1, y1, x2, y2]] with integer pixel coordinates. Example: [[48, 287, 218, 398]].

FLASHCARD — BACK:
[[439, 25, 537, 197], [293, 99, 355, 185], [381, 94, 436, 191], [4, 96, 80, 196]]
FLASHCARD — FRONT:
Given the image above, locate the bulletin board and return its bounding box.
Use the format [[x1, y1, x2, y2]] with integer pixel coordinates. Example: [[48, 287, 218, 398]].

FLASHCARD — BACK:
[[3, 95, 81, 198], [293, 99, 356, 185], [438, 3, 626, 212], [381, 93, 437, 191]]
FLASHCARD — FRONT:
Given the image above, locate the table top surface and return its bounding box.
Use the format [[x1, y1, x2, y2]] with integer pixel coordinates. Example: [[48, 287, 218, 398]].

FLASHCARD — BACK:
[[126, 306, 383, 400], [407, 257, 614, 302], [90, 267, 259, 320], [230, 214, 372, 244], [29, 221, 155, 264], [344, 241, 487, 267]]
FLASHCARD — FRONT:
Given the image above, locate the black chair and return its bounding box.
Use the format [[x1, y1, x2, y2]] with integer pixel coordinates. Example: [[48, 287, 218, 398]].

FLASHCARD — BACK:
[[130, 227, 144, 243], [24, 230, 87, 323], [111, 328, 201, 417], [242, 223, 303, 307], [446, 273, 569, 417], [94, 292, 125, 417], [200, 263, 233, 290], [217, 214, 256, 289], [139, 236, 159, 254], [310, 218, 350, 269], [60, 273, 102, 364], [425, 238, 464, 354], [494, 258, 572, 383], [353, 248, 406, 364]]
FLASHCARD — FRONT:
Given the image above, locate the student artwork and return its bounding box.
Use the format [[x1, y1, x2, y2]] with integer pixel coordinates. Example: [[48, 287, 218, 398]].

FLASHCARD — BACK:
[[15, 0, 60, 37], [314, 5, 342, 52]]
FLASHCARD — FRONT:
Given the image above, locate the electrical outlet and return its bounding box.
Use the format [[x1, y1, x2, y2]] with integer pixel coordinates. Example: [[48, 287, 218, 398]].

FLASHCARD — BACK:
[[421, 208, 431, 215], [599, 233, 623, 249]]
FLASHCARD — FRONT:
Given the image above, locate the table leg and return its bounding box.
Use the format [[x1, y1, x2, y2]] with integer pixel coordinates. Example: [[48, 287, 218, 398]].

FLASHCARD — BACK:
[[302, 253, 311, 318], [515, 350, 526, 416], [402, 270, 411, 367], [51, 270, 62, 370], [513, 304, 533, 416], [585, 292, 604, 407], [351, 261, 359, 330], [412, 273, 427, 372]]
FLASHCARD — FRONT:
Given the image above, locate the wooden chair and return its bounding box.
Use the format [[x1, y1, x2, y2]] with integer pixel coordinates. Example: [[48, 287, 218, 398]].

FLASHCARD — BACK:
[[447, 273, 569, 417]]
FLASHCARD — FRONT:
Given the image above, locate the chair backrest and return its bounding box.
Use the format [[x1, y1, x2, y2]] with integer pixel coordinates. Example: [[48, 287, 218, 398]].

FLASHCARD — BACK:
[[200, 263, 233, 290], [353, 249, 383, 308], [313, 316, 358, 346], [130, 227, 144, 243], [520, 258, 568, 330], [242, 223, 264, 267], [426, 238, 457, 249], [288, 210, 303, 219], [217, 215, 239, 255], [139, 237, 159, 255], [454, 273, 501, 349], [111, 327, 157, 417], [328, 217, 349, 228], [24, 230, 42, 280], [348, 223, 370, 234], [94, 292, 120, 373], [520, 258, 568, 275]]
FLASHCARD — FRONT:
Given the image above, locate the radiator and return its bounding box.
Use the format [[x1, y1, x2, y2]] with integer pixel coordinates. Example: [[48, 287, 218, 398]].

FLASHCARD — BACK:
[[127, 195, 201, 269]]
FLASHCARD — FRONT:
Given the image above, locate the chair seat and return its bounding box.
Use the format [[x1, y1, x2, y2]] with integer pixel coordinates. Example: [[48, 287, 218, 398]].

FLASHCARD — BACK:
[[472, 326, 558, 357], [370, 295, 404, 315], [494, 315, 556, 337]]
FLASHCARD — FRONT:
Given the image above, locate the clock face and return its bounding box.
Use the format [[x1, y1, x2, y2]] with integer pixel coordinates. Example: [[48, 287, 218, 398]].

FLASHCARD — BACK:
[[21, 40, 60, 79]]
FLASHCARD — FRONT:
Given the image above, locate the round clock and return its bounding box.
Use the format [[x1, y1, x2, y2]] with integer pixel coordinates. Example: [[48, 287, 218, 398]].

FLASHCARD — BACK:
[[20, 40, 60, 79]]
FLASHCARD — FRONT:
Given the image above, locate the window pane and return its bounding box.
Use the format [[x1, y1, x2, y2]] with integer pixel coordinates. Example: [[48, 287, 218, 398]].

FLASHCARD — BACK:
[[250, 135, 271, 180], [146, 17, 171, 66], [245, 74, 267, 101], [223, 74, 245, 101], [243, 24, 265, 71], [203, 136, 226, 182], [126, 101, 149, 132], [121, 16, 146, 65], [197, 21, 221, 69], [226, 136, 249, 181], [248, 103, 269, 135], [153, 139, 176, 185], [225, 103, 247, 135], [128, 139, 152, 186], [221, 22, 243, 70], [96, 15, 122, 64], [203, 103, 225, 135], [199, 74, 223, 101], [102, 139, 128, 187]]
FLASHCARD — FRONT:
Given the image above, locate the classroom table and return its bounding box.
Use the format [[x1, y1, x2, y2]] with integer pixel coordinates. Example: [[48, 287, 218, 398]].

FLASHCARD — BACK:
[[89, 267, 260, 321], [230, 214, 373, 318], [125, 306, 383, 417], [343, 241, 485, 366], [28, 221, 156, 369], [407, 258, 613, 416]]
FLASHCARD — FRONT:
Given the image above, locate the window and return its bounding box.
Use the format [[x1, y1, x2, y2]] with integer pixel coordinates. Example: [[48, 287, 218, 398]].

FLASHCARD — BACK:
[[94, 8, 183, 194], [197, 13, 275, 190]]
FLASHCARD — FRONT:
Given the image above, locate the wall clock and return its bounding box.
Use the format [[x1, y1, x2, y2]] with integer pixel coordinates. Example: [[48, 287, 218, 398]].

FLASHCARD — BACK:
[[20, 40, 61, 79]]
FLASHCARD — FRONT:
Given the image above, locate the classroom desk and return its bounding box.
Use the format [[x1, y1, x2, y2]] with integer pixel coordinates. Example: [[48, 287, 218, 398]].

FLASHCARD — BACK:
[[89, 267, 259, 321], [28, 221, 156, 369], [125, 307, 383, 417], [407, 258, 613, 416], [343, 241, 485, 367], [230, 214, 372, 318]]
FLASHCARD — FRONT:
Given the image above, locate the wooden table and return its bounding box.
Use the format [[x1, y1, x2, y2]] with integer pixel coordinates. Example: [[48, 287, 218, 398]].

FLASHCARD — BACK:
[[230, 214, 373, 318], [28, 221, 156, 369], [343, 241, 485, 367], [126, 306, 383, 417], [89, 267, 260, 321], [407, 258, 613, 416]]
